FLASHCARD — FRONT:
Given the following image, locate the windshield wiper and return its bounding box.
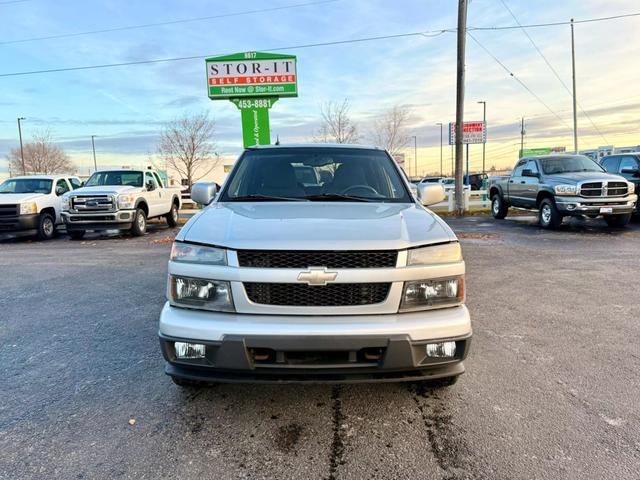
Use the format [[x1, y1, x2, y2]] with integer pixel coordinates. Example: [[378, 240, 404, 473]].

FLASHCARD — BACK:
[[304, 193, 375, 202], [227, 194, 308, 202]]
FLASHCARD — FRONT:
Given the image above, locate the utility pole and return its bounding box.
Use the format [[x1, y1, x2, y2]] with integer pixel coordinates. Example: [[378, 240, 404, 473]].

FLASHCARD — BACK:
[[477, 101, 486, 173], [454, 0, 468, 215], [520, 117, 526, 157], [17, 117, 26, 175], [436, 123, 443, 177], [570, 18, 578, 154], [412, 135, 418, 178], [91, 135, 98, 172]]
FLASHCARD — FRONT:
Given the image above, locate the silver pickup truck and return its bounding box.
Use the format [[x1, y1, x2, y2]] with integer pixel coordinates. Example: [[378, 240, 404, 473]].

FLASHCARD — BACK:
[[159, 144, 471, 386], [61, 168, 182, 239]]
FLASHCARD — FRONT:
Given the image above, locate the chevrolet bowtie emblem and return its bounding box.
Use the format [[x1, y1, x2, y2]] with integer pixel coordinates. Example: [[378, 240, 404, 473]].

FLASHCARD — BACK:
[[297, 267, 338, 286]]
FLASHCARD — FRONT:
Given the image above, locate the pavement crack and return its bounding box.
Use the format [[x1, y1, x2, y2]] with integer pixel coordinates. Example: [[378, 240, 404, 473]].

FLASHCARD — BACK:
[[327, 385, 346, 480], [409, 383, 471, 480]]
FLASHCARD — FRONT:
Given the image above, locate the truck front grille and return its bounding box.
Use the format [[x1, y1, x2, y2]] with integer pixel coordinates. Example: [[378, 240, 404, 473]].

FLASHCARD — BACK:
[[0, 204, 18, 217], [244, 282, 391, 306], [580, 182, 629, 197], [237, 250, 398, 269], [71, 195, 115, 212]]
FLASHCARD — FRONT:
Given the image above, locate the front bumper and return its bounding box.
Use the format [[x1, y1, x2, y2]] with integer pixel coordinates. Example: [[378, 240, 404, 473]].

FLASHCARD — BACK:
[[0, 213, 39, 233], [61, 210, 134, 231], [555, 194, 637, 215], [158, 303, 472, 383]]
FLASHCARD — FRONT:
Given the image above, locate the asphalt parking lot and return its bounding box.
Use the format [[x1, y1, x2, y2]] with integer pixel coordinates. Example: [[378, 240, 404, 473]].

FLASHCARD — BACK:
[[1, 215, 639, 480]]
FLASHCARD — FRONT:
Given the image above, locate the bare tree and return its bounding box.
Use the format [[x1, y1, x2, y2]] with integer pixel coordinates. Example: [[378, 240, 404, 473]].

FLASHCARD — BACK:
[[7, 130, 74, 175], [370, 105, 411, 155], [157, 112, 219, 187], [314, 99, 359, 144]]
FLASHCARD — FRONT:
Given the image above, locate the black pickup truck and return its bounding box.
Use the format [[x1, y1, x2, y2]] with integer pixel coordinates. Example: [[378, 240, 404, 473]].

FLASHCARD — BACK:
[[488, 155, 637, 229]]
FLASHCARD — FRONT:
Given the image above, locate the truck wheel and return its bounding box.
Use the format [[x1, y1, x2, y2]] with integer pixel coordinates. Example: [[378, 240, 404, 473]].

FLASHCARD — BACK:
[[131, 208, 147, 236], [68, 230, 85, 240], [604, 213, 632, 228], [539, 199, 563, 229], [491, 194, 508, 219], [165, 203, 179, 228], [37, 213, 56, 240]]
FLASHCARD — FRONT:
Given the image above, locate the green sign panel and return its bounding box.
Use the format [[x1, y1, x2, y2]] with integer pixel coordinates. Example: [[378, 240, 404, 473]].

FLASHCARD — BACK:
[[520, 147, 552, 158], [205, 52, 297, 149], [232, 98, 278, 148], [205, 51, 297, 100]]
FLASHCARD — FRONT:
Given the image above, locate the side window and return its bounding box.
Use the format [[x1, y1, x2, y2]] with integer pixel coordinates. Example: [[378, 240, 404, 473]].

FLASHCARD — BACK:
[[619, 156, 639, 172], [69, 177, 82, 189], [145, 172, 158, 190], [55, 179, 70, 196], [601, 156, 620, 173], [153, 172, 164, 188], [512, 160, 527, 177], [527, 160, 539, 175]]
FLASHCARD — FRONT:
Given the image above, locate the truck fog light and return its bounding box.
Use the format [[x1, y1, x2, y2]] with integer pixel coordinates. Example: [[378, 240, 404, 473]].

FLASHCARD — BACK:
[[175, 342, 206, 359], [566, 204, 576, 211], [426, 341, 456, 358]]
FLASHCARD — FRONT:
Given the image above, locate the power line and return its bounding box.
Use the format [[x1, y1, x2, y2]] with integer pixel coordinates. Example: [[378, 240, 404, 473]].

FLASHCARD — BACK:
[[467, 31, 573, 134], [498, 0, 610, 144], [0, 0, 339, 45], [469, 11, 640, 31], [0, 30, 450, 77]]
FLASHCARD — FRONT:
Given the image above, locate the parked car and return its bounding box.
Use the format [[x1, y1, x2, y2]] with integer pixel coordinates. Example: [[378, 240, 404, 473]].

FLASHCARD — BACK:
[[468, 173, 488, 191], [0, 174, 82, 240], [600, 153, 640, 210], [159, 144, 471, 387], [61, 168, 182, 239], [489, 155, 637, 228]]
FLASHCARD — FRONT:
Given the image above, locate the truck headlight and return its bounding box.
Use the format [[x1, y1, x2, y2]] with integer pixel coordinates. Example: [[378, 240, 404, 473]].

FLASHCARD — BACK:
[[399, 276, 464, 312], [554, 184, 577, 195], [170, 242, 227, 265], [19, 202, 37, 215], [407, 242, 462, 266], [628, 182, 636, 195], [61, 196, 70, 211], [116, 194, 136, 210], [169, 275, 234, 312]]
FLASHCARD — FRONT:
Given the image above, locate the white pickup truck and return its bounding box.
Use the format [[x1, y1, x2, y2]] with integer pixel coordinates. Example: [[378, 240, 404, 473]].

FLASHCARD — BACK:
[[159, 144, 471, 387], [61, 168, 182, 239], [0, 174, 82, 240]]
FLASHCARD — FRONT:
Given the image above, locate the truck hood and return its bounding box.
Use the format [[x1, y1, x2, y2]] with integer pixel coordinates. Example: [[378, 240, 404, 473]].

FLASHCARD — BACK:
[[180, 202, 456, 250], [545, 171, 627, 184], [0, 193, 45, 204], [70, 185, 142, 196]]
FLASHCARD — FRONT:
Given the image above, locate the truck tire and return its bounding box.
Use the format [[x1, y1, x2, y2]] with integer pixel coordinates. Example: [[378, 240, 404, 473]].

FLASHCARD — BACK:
[[604, 213, 632, 228], [491, 194, 508, 219], [68, 230, 85, 240], [131, 208, 147, 236], [37, 212, 56, 240], [539, 198, 563, 229], [165, 202, 179, 228]]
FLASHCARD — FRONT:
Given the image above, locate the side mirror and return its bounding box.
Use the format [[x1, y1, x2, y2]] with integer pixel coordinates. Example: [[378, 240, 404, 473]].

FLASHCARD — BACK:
[[191, 182, 219, 205], [146, 181, 155, 191], [522, 169, 538, 178], [418, 183, 446, 207], [621, 167, 640, 176], [55, 186, 66, 196]]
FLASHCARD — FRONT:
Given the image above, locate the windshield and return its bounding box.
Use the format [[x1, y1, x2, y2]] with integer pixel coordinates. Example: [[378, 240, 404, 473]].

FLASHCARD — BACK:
[[0, 178, 52, 194], [85, 170, 143, 187], [539, 156, 604, 175], [221, 147, 411, 202]]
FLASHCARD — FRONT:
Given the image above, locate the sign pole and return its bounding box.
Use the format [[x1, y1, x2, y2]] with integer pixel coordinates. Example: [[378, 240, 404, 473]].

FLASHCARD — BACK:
[[454, 0, 468, 216]]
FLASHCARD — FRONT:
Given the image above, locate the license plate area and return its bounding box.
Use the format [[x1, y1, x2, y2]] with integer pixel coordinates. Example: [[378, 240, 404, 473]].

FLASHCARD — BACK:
[[600, 207, 613, 214]]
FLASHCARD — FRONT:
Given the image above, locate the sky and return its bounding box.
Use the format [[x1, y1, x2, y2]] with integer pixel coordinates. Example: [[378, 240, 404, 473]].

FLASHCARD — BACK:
[[1, 0, 639, 179]]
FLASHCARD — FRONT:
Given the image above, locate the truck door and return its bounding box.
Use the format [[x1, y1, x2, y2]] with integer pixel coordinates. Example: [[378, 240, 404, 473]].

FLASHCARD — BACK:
[[507, 160, 527, 207], [618, 155, 640, 194], [519, 160, 541, 208], [144, 172, 162, 218]]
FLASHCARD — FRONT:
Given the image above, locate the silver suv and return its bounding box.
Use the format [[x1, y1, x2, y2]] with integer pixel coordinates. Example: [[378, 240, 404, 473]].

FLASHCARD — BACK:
[[159, 144, 471, 386]]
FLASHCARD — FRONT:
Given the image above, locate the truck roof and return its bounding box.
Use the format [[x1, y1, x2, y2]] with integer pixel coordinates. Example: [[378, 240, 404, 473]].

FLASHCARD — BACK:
[[247, 143, 384, 151], [9, 174, 78, 180]]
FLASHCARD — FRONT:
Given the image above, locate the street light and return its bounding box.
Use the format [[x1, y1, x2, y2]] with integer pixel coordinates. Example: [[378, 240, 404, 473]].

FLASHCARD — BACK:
[[477, 101, 486, 174], [17, 117, 26, 174], [412, 135, 418, 178], [436, 123, 443, 177], [91, 135, 98, 172]]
